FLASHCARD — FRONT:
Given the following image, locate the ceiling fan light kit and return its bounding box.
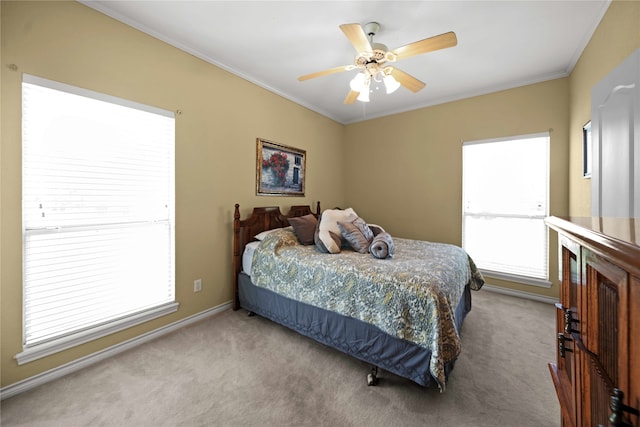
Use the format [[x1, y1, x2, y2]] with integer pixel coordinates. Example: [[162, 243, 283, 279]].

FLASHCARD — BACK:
[[383, 74, 401, 94], [298, 21, 457, 105], [356, 89, 370, 103], [349, 72, 366, 92]]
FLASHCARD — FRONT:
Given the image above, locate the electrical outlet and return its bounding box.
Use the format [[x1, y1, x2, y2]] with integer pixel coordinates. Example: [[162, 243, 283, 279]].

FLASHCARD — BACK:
[[193, 279, 202, 292]]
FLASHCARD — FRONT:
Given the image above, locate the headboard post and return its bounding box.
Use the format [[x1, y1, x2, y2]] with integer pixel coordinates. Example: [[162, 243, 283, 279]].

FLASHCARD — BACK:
[[232, 204, 242, 310], [232, 202, 320, 311]]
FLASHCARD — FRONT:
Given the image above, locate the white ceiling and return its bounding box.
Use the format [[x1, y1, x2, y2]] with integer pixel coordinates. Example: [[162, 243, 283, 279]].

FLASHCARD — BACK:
[[82, 1, 611, 125]]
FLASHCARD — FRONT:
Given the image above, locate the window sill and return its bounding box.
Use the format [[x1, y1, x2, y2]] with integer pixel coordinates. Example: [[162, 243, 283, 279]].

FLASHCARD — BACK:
[[15, 302, 179, 365], [479, 269, 552, 288]]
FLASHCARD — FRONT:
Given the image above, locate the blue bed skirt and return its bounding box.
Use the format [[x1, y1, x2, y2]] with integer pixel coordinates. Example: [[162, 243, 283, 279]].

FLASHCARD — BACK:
[[238, 272, 472, 387]]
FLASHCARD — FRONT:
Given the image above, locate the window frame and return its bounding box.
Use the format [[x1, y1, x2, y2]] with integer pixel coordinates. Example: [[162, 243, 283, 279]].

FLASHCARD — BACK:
[[462, 132, 551, 288], [17, 74, 178, 365]]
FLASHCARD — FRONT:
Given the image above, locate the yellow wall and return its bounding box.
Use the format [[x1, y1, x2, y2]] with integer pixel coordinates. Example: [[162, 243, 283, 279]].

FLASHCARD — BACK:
[[568, 0, 640, 216], [0, 1, 345, 387], [343, 0, 640, 299], [344, 78, 570, 299], [2, 0, 639, 390]]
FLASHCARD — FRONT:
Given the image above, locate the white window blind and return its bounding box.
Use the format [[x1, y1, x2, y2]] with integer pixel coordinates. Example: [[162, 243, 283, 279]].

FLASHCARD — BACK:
[[462, 133, 550, 285], [21, 74, 176, 359]]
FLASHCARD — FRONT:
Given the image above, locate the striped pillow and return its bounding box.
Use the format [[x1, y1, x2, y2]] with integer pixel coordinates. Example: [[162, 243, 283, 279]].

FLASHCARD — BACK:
[[337, 215, 374, 253]]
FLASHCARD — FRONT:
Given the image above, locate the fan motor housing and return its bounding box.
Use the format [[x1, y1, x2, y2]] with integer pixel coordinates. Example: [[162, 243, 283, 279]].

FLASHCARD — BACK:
[[354, 23, 395, 68]]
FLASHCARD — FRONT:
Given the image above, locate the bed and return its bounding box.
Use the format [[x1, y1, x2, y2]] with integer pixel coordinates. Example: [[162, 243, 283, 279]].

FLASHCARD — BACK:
[[232, 203, 484, 391]]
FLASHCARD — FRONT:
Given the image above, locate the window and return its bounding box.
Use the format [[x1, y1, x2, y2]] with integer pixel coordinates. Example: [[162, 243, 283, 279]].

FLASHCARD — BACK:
[[19, 74, 177, 364], [462, 133, 550, 287]]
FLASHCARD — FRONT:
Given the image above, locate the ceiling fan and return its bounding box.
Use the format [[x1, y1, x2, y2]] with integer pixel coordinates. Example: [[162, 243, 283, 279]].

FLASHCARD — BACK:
[[298, 22, 457, 104]]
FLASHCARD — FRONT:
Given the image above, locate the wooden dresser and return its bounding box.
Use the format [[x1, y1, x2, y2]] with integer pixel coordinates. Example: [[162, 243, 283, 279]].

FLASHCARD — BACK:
[[545, 217, 640, 427]]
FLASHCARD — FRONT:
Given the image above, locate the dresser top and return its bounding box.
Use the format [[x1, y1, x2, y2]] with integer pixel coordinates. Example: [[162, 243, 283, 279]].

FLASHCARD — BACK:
[[545, 216, 640, 272], [564, 217, 639, 245]]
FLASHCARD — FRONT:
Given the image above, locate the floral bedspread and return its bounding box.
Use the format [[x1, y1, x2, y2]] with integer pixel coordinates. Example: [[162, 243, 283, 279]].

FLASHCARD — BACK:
[[250, 228, 484, 390]]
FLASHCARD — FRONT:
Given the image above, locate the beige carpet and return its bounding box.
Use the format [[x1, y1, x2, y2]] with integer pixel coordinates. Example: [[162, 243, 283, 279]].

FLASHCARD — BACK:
[[1, 289, 560, 427]]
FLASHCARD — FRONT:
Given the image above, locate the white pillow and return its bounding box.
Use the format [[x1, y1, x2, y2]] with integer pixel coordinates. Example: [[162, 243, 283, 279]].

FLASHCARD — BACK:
[[242, 241, 261, 275], [315, 208, 356, 254], [254, 226, 292, 241]]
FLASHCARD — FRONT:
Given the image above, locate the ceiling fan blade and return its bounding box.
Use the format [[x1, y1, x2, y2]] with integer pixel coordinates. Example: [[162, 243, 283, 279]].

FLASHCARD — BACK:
[[344, 90, 359, 104], [390, 68, 426, 93], [339, 23, 372, 53], [298, 65, 353, 81], [392, 31, 457, 61]]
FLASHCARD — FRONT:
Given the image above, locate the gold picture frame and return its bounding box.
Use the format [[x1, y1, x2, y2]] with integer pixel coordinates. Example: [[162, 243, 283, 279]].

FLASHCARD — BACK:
[[256, 138, 306, 196]]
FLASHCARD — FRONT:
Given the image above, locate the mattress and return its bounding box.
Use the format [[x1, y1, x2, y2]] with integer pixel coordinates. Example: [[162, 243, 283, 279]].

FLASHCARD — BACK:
[[238, 271, 472, 388], [239, 228, 483, 390]]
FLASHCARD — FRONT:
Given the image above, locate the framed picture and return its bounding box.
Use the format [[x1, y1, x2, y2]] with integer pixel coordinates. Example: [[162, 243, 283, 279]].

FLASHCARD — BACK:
[[256, 138, 306, 196], [583, 121, 592, 178]]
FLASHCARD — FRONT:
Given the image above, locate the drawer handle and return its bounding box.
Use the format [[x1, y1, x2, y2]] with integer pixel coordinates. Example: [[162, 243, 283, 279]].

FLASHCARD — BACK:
[[557, 333, 572, 358], [608, 388, 639, 427], [556, 303, 580, 335], [562, 307, 579, 335]]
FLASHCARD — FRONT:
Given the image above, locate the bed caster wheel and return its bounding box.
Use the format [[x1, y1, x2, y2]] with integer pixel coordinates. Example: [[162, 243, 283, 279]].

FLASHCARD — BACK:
[[367, 373, 377, 386], [367, 367, 378, 386]]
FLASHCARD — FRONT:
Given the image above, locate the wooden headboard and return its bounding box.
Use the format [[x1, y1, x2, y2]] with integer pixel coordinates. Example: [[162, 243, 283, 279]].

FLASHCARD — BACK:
[[232, 202, 320, 310]]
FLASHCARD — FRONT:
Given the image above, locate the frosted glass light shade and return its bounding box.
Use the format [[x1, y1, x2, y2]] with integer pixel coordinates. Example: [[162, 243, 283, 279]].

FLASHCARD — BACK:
[[349, 73, 366, 92], [384, 74, 400, 93], [356, 89, 370, 102], [383, 74, 401, 94]]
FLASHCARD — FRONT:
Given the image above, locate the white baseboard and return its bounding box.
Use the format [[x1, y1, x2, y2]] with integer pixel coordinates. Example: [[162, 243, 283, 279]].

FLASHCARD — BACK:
[[482, 284, 559, 305], [1, 287, 554, 400], [0, 301, 232, 400]]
